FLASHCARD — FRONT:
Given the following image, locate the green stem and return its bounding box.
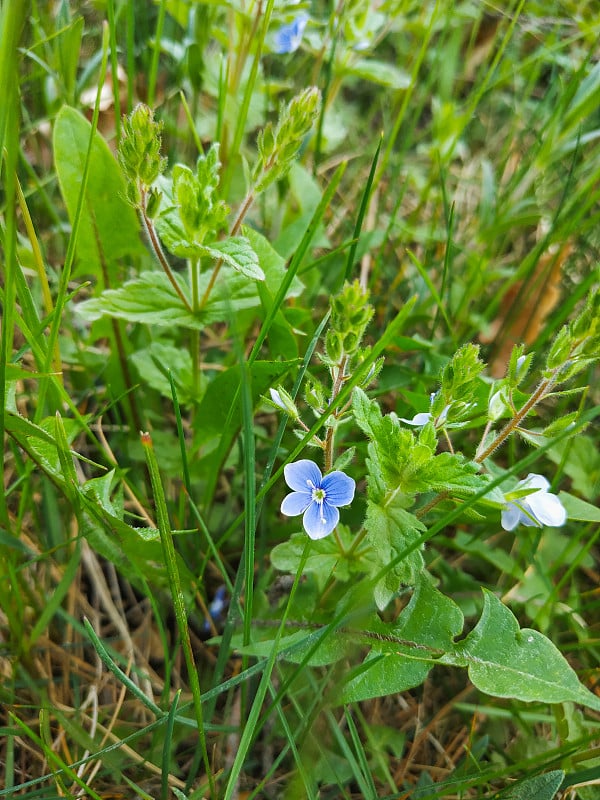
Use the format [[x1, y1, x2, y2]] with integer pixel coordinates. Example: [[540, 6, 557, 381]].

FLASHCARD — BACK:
[[141, 432, 215, 799], [198, 189, 255, 309], [324, 355, 348, 472], [417, 373, 559, 522], [190, 256, 201, 397], [140, 199, 192, 311], [475, 376, 554, 463]]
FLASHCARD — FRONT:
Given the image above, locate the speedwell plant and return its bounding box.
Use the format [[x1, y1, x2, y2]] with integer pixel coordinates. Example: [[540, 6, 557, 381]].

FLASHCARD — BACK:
[[269, 281, 600, 710]]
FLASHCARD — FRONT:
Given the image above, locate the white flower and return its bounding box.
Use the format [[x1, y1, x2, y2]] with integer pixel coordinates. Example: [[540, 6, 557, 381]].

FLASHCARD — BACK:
[[399, 411, 432, 427], [399, 394, 451, 428], [501, 474, 567, 531]]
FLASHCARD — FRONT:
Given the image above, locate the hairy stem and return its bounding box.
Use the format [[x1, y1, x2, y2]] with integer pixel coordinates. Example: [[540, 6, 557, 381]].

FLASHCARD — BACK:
[[199, 189, 256, 309], [140, 196, 192, 312], [324, 355, 349, 472], [475, 376, 554, 463]]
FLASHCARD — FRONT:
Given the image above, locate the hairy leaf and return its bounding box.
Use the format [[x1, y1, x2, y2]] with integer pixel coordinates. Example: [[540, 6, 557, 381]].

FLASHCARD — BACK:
[[76, 269, 259, 328], [443, 590, 600, 710], [340, 578, 463, 703], [199, 236, 264, 281]]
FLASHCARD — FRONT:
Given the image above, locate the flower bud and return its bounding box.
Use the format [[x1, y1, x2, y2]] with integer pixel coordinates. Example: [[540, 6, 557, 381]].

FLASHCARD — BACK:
[[488, 388, 508, 421], [118, 103, 166, 188], [325, 331, 343, 363], [145, 187, 162, 218], [269, 387, 299, 419], [546, 326, 572, 370]]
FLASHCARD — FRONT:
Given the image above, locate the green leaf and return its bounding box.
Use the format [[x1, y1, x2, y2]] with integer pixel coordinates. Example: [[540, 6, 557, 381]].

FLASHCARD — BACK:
[[418, 451, 491, 497], [53, 106, 145, 279], [130, 341, 201, 404], [154, 210, 200, 258], [437, 343, 484, 418], [344, 59, 411, 89], [76, 269, 260, 328], [81, 471, 197, 594], [271, 526, 358, 588], [200, 236, 264, 281], [340, 579, 464, 704], [502, 769, 564, 800], [559, 491, 600, 522], [196, 360, 297, 440], [352, 386, 385, 441], [444, 590, 600, 711], [364, 499, 426, 609], [242, 226, 304, 297]]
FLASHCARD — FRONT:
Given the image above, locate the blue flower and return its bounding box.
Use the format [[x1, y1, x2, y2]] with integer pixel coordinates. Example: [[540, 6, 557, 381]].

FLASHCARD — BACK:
[[273, 13, 309, 54], [280, 459, 355, 540], [202, 585, 228, 634], [501, 473, 567, 531]]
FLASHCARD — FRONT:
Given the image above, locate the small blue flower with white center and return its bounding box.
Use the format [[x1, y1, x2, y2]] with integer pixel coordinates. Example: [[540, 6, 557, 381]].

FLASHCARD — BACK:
[[501, 473, 567, 531], [280, 459, 355, 540], [273, 12, 309, 54]]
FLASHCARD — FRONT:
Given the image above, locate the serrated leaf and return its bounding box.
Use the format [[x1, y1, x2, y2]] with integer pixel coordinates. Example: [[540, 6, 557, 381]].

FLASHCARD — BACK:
[[418, 452, 491, 496], [154, 210, 201, 258], [200, 236, 265, 281], [76, 269, 260, 328], [443, 590, 600, 710], [130, 341, 201, 404], [352, 386, 385, 441], [271, 526, 357, 588], [53, 106, 145, 279], [364, 499, 426, 609]]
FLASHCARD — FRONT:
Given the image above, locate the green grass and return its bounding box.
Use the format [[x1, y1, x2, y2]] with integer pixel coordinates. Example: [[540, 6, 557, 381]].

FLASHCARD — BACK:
[[2, 1, 600, 798]]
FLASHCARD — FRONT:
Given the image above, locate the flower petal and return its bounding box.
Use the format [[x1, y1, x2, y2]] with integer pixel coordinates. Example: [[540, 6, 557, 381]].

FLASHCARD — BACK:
[[284, 460, 323, 492], [281, 491, 312, 517], [303, 500, 339, 540], [273, 13, 309, 54], [523, 473, 550, 491], [501, 503, 521, 531], [321, 471, 355, 507], [269, 388, 286, 409], [399, 412, 431, 426], [527, 492, 566, 527]]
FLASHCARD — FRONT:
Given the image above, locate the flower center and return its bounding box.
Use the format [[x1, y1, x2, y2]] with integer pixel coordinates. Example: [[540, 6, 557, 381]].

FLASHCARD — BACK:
[[311, 487, 326, 503], [307, 480, 327, 523]]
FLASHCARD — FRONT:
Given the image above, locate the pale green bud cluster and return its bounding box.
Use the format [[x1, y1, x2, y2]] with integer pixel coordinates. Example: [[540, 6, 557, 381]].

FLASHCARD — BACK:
[[304, 376, 327, 414], [172, 144, 229, 242], [545, 287, 600, 380], [324, 281, 374, 366], [487, 345, 532, 422], [435, 343, 483, 422], [253, 87, 321, 192], [118, 104, 167, 206]]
